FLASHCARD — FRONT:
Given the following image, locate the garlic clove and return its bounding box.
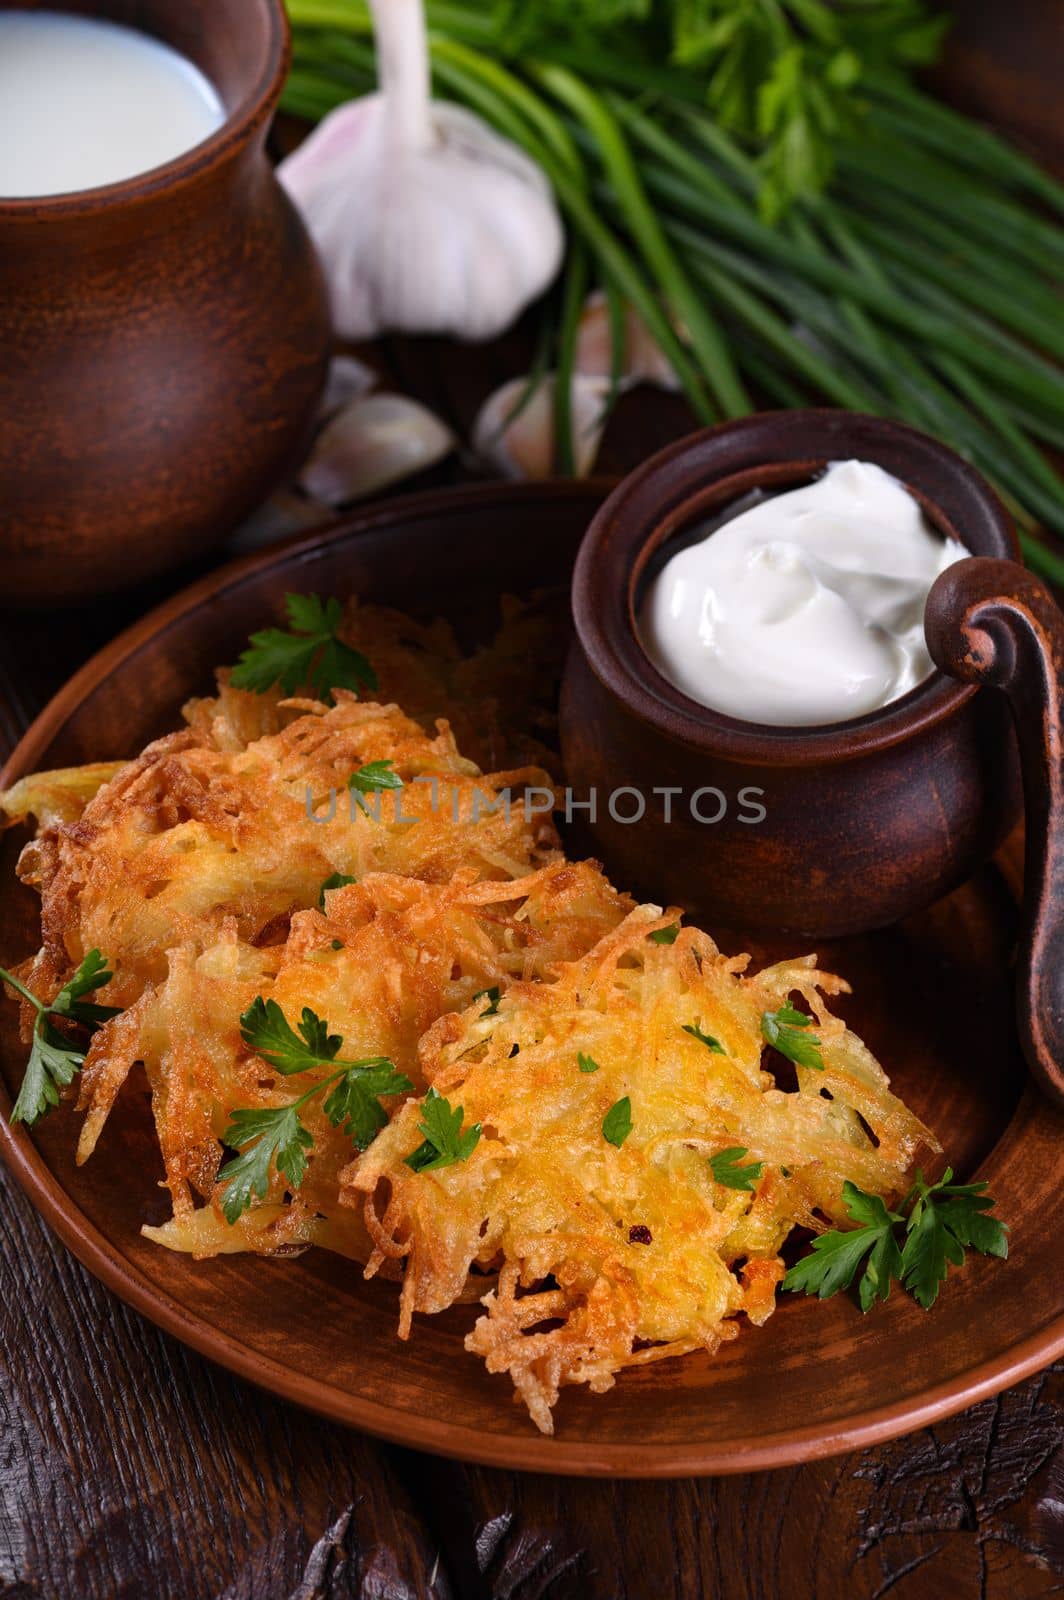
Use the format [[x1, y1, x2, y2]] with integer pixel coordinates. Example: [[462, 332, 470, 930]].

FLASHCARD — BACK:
[[299, 392, 456, 506], [472, 374, 611, 481], [575, 290, 682, 391], [229, 489, 329, 553], [320, 353, 378, 420]]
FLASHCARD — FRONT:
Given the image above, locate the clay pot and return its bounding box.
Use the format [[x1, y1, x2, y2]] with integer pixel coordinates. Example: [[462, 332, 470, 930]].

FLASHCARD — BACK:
[[561, 411, 1024, 940], [0, 0, 331, 605]]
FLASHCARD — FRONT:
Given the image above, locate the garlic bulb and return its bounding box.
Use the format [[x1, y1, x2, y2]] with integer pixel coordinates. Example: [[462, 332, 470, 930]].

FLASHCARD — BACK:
[[472, 374, 610, 480], [575, 290, 682, 391], [300, 393, 455, 505], [279, 0, 564, 342]]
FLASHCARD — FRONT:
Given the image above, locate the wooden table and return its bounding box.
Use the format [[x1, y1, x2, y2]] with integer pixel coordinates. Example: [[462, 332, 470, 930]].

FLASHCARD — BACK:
[[2, 3, 1063, 1594]]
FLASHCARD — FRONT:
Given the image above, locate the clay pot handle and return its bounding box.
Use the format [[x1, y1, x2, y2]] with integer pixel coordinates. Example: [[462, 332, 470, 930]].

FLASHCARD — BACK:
[[925, 555, 1064, 1108]]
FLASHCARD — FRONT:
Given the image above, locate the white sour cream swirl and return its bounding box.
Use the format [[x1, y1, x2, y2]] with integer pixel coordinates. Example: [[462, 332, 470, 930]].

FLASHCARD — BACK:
[[639, 459, 966, 727]]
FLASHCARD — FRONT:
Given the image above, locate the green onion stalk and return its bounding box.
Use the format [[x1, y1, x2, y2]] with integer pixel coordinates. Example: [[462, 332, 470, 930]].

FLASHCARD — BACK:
[[282, 0, 1064, 579]]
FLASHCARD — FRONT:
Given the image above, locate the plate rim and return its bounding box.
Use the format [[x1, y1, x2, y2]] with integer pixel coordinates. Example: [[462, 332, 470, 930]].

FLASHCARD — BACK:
[[2, 479, 1063, 1478]]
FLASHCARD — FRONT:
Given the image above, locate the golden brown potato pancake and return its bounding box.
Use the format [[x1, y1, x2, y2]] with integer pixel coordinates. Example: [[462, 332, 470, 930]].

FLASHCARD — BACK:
[[351, 909, 937, 1432]]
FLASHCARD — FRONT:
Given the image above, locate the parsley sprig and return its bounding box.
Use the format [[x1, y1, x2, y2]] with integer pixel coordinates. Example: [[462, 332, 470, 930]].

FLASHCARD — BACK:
[[404, 1087, 482, 1172], [494, 0, 947, 221], [2, 951, 120, 1127], [220, 1107, 314, 1222], [784, 1168, 1007, 1312], [761, 1003, 824, 1070], [230, 594, 377, 705], [218, 998, 412, 1223], [901, 1169, 1009, 1308]]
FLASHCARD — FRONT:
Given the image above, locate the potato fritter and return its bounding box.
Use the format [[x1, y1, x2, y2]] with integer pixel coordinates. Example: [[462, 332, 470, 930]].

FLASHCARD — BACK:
[[11, 696, 559, 1010], [80, 861, 630, 1234], [350, 907, 938, 1432]]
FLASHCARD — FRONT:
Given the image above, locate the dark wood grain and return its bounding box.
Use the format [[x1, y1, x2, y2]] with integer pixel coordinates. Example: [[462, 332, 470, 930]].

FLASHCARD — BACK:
[[3, 1, 1064, 1592], [0, 1175, 450, 1600]]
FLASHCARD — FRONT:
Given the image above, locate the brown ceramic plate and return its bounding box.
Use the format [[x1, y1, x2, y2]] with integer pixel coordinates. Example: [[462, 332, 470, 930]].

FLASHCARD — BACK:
[[2, 483, 1062, 1477]]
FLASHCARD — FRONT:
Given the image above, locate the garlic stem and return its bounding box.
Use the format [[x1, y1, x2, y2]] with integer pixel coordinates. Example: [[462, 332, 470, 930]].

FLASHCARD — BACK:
[[371, 0, 434, 152]]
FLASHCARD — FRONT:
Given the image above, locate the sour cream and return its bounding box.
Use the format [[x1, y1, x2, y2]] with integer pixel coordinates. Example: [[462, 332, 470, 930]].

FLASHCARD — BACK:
[[639, 459, 966, 727], [0, 12, 224, 199]]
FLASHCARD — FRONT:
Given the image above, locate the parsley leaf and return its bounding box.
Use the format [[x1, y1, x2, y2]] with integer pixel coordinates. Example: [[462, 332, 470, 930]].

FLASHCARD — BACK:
[[683, 1020, 725, 1054], [649, 922, 680, 945], [323, 1059, 414, 1151], [349, 759, 403, 794], [900, 1168, 1009, 1309], [783, 1181, 902, 1305], [318, 872, 357, 909], [474, 986, 502, 1018], [52, 948, 121, 1027], [220, 999, 413, 1220], [784, 1169, 1007, 1313], [348, 760, 403, 814], [761, 1003, 824, 1070], [709, 1147, 764, 1192], [404, 1087, 482, 1172], [3, 950, 120, 1127], [230, 593, 377, 705], [497, 0, 947, 219], [577, 1051, 600, 1074], [13, 1021, 85, 1127], [602, 1095, 632, 1148], [218, 1107, 314, 1225], [774, 1002, 815, 1026], [240, 996, 342, 1075]]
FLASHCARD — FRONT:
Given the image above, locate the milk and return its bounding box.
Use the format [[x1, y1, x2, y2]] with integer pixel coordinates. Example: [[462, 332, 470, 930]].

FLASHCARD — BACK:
[[0, 11, 225, 197]]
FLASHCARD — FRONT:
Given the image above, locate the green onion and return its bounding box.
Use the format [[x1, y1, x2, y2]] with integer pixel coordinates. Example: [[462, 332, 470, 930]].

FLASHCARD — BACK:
[[284, 4, 1064, 564], [533, 64, 750, 419], [553, 241, 589, 476]]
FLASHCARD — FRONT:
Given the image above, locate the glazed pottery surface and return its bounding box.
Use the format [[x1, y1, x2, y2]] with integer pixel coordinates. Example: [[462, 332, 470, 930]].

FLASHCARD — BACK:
[[562, 412, 1024, 939], [0, 0, 331, 605]]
